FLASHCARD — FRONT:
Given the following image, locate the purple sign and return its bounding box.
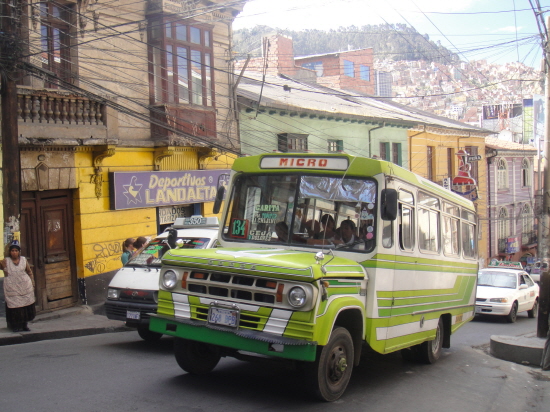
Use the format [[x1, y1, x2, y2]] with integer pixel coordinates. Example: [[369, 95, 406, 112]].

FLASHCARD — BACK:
[[109, 170, 230, 210]]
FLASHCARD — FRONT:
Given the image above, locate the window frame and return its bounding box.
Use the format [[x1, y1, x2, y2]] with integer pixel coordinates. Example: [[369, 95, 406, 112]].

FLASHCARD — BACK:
[[149, 17, 214, 107], [360, 65, 370, 81], [497, 158, 509, 190], [328, 140, 344, 153], [343, 60, 355, 77], [522, 158, 532, 187]]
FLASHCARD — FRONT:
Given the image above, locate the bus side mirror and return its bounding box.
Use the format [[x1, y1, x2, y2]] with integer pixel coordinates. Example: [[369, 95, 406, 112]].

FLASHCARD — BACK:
[[381, 189, 397, 221], [213, 186, 225, 214]]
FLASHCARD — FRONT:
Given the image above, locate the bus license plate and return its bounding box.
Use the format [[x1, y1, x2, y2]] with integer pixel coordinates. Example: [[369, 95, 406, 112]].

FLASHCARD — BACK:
[[208, 307, 238, 327], [127, 310, 140, 320]]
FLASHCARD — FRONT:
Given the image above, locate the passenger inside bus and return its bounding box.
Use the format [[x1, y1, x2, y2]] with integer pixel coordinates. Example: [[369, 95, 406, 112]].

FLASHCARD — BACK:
[[334, 220, 365, 250], [316, 214, 337, 241]]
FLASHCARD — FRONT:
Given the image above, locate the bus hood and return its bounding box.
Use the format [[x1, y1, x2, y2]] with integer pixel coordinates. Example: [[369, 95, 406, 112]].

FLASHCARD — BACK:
[[162, 247, 366, 282]]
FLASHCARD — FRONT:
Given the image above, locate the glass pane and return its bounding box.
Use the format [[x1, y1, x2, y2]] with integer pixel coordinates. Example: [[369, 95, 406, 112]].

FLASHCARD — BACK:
[[165, 21, 172, 38], [153, 48, 163, 102], [52, 28, 61, 64], [190, 27, 201, 44], [205, 53, 212, 106], [166, 49, 175, 103], [176, 47, 189, 104], [382, 220, 393, 248], [399, 190, 414, 204], [176, 23, 186, 41], [443, 202, 459, 217], [418, 191, 440, 209], [399, 206, 413, 250], [443, 216, 459, 255], [462, 222, 476, 258], [191, 50, 203, 105], [204, 30, 210, 46]]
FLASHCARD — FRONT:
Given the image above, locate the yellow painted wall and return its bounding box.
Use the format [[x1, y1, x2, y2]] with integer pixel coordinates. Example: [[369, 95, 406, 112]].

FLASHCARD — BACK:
[[73, 148, 237, 279], [409, 131, 488, 264]]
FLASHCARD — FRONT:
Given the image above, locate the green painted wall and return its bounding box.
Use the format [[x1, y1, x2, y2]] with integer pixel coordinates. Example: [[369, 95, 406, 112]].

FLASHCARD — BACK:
[[239, 109, 410, 169]]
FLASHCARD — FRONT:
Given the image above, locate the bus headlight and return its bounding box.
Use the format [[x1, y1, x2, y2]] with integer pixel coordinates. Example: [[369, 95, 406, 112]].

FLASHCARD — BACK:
[[288, 286, 307, 308], [162, 270, 178, 289]]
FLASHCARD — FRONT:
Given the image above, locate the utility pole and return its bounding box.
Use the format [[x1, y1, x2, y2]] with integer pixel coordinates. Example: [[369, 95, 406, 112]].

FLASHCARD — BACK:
[[537, 16, 550, 338], [0, 0, 21, 252]]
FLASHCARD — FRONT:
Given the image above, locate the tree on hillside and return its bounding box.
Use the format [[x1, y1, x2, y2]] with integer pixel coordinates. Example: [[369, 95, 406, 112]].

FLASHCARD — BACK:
[[233, 24, 459, 63]]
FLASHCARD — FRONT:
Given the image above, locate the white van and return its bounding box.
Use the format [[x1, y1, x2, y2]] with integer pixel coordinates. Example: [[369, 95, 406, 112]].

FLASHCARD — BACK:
[[104, 216, 219, 340]]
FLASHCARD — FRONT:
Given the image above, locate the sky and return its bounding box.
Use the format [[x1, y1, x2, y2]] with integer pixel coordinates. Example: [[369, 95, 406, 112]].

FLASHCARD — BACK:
[[233, 0, 549, 68]]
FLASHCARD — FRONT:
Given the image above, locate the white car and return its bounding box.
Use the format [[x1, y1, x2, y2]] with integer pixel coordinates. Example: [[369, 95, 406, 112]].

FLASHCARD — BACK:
[[475, 268, 539, 323], [105, 216, 219, 340]]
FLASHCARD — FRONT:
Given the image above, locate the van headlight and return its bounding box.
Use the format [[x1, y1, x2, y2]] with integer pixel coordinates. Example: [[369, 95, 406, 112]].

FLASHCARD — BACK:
[[162, 270, 178, 289], [107, 288, 120, 299], [288, 286, 307, 308]]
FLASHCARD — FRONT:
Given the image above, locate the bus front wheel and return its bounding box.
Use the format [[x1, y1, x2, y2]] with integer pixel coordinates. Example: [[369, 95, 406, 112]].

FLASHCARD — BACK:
[[418, 318, 444, 364], [174, 338, 221, 375], [304, 327, 354, 402]]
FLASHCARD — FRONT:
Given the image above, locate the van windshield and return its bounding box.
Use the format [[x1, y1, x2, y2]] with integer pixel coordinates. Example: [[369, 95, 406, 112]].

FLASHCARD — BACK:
[[127, 237, 211, 267]]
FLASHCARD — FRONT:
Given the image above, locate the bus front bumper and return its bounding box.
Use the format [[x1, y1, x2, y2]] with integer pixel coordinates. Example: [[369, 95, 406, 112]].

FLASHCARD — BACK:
[[149, 314, 318, 362]]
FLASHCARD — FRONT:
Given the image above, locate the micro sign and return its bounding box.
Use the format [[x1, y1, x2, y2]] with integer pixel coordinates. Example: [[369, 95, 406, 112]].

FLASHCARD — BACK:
[[260, 156, 349, 170]]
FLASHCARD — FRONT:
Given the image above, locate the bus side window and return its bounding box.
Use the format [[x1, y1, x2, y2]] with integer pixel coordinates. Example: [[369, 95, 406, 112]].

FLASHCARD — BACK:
[[399, 204, 414, 251]]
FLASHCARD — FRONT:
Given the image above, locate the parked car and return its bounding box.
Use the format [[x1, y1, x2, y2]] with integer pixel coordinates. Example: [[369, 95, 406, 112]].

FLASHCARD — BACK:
[[105, 216, 219, 340], [475, 267, 539, 323]]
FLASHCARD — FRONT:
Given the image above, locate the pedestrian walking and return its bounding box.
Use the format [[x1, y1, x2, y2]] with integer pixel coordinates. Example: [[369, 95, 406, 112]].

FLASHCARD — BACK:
[[1, 241, 36, 332], [121, 238, 135, 265]]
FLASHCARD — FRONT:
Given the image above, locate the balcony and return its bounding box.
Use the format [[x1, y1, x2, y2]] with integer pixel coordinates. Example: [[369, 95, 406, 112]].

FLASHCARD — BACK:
[[17, 87, 110, 140], [521, 231, 537, 249]]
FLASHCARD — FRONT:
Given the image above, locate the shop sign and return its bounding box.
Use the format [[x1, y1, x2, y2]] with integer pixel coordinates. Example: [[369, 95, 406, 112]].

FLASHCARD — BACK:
[[158, 205, 192, 225], [110, 170, 230, 210], [505, 237, 520, 254]]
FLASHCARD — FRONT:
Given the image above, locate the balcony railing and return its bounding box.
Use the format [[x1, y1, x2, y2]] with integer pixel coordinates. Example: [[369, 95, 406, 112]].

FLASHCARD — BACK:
[[522, 231, 537, 247], [17, 92, 106, 126]]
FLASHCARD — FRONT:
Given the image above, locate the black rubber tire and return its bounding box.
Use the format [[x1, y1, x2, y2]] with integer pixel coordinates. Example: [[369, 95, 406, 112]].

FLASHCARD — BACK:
[[304, 327, 354, 402], [418, 318, 444, 364], [137, 326, 163, 342], [528, 299, 538, 318], [174, 338, 221, 375], [506, 301, 518, 323]]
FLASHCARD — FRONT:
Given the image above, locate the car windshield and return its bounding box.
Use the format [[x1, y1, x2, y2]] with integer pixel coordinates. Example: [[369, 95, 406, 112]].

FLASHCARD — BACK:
[[478, 271, 517, 289], [222, 174, 378, 252], [127, 237, 211, 267]]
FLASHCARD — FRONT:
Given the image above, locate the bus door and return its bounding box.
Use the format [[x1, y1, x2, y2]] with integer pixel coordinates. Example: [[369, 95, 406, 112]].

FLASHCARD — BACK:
[[386, 191, 416, 351]]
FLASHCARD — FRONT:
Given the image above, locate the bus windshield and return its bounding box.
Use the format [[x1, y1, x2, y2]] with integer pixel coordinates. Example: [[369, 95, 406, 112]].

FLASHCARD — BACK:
[[223, 174, 377, 252]]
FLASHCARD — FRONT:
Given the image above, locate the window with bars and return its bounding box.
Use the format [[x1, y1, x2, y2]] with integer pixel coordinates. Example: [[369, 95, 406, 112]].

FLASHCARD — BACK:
[[380, 142, 389, 160], [497, 158, 509, 190], [149, 18, 214, 107], [392, 143, 402, 166], [40, 1, 75, 88], [278, 133, 308, 153], [328, 140, 343, 152]]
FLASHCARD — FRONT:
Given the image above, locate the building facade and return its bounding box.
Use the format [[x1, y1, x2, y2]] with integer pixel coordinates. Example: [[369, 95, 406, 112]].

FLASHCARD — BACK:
[[1, 0, 245, 311], [485, 138, 537, 264]]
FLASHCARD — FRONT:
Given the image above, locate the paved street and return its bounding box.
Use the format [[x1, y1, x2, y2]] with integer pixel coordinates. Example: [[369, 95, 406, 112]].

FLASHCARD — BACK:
[[0, 313, 548, 412]]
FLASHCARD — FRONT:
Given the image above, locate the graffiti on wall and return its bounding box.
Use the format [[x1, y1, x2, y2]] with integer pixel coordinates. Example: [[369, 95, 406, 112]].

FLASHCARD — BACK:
[[84, 241, 122, 274]]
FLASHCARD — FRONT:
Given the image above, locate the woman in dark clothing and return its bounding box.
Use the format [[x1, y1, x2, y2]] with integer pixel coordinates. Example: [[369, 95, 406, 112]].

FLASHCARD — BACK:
[[1, 242, 36, 332]]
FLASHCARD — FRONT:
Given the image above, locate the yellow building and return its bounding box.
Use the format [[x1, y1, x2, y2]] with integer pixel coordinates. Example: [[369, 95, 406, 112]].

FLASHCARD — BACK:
[[1, 0, 245, 312], [409, 125, 492, 265]]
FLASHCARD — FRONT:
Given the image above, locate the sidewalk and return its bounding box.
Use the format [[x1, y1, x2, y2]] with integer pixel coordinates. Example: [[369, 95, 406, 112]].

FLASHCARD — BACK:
[[0, 305, 131, 346]]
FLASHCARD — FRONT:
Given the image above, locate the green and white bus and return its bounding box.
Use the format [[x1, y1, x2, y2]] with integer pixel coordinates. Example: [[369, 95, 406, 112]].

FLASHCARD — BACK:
[[150, 153, 478, 401]]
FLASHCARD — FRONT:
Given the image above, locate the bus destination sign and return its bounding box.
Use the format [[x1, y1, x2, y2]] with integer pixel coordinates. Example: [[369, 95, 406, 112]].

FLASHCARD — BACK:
[[260, 156, 349, 170]]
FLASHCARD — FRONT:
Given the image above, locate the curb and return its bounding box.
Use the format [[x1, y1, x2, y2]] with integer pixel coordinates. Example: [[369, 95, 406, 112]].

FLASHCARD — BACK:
[[0, 324, 132, 347], [490, 334, 546, 366]]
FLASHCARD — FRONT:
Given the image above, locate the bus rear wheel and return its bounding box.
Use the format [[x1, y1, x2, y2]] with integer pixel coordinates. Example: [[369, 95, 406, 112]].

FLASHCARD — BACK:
[[418, 318, 444, 364], [174, 338, 221, 375], [304, 327, 354, 402]]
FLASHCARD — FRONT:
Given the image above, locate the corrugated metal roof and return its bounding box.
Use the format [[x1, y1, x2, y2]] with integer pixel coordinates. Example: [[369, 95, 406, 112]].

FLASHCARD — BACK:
[[237, 71, 492, 135], [485, 137, 537, 152]]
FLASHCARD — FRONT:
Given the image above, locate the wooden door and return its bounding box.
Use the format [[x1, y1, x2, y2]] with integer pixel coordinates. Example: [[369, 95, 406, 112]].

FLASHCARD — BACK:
[[21, 190, 77, 312]]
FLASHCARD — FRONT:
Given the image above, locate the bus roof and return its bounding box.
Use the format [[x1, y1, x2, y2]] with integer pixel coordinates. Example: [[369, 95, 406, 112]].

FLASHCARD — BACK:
[[233, 153, 475, 210]]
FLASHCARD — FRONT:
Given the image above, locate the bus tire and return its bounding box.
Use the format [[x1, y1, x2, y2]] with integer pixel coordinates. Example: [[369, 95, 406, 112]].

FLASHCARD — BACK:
[[304, 327, 354, 402], [418, 318, 444, 364], [401, 346, 419, 362], [174, 338, 221, 375], [137, 326, 163, 342], [506, 302, 518, 323], [528, 299, 538, 318]]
